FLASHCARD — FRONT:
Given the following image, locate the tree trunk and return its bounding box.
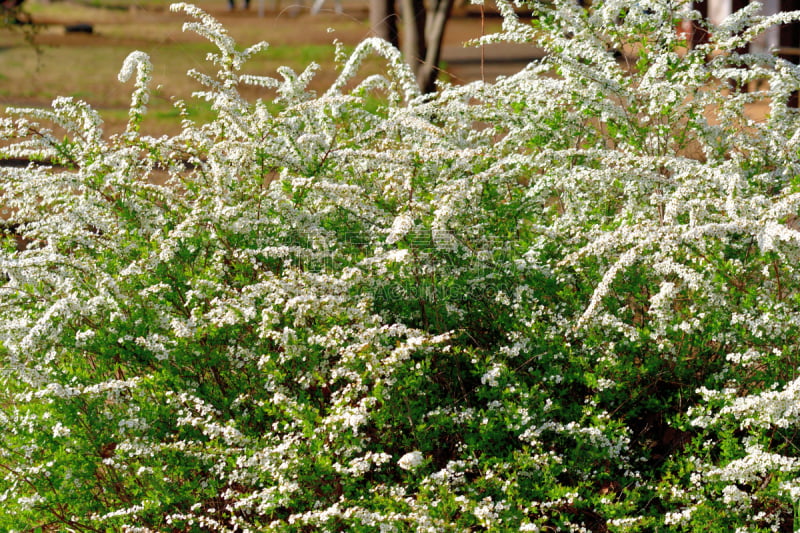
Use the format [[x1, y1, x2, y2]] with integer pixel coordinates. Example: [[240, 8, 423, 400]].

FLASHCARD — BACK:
[[369, 0, 453, 93], [415, 0, 454, 93], [400, 0, 427, 74], [780, 0, 800, 107], [370, 0, 399, 48]]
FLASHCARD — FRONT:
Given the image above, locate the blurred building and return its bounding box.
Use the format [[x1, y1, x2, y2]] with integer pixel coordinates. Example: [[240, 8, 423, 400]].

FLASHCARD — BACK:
[[692, 0, 797, 54]]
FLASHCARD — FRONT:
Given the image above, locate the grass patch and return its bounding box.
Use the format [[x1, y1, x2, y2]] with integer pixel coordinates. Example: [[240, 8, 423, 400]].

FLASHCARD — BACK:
[[1, 0, 387, 132], [3, 0, 498, 134]]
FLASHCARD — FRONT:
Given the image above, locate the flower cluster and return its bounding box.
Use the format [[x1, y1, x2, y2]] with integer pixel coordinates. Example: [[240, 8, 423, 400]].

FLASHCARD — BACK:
[[2, 0, 800, 530]]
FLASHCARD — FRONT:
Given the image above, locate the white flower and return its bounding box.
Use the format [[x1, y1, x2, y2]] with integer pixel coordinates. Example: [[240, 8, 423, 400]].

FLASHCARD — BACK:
[[52, 422, 71, 438], [398, 451, 424, 471], [481, 364, 502, 387], [386, 214, 414, 245]]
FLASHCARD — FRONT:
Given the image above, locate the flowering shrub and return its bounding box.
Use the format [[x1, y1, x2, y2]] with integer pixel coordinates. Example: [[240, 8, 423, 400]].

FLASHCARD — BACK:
[[2, 0, 800, 530]]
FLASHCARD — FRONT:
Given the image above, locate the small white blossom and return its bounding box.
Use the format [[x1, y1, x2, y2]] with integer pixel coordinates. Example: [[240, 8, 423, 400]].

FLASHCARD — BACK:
[[52, 422, 70, 438], [398, 451, 424, 471]]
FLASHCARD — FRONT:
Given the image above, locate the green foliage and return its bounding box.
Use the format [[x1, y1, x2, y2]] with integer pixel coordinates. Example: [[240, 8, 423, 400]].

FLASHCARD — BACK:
[[2, 0, 800, 531]]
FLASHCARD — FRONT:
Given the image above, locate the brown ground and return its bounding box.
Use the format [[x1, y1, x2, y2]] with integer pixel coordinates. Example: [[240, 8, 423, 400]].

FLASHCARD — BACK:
[[2, 0, 535, 133], [1, 0, 769, 136]]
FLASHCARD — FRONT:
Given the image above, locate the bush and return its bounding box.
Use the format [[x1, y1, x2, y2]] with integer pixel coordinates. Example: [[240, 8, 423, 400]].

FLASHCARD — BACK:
[[2, 0, 800, 530]]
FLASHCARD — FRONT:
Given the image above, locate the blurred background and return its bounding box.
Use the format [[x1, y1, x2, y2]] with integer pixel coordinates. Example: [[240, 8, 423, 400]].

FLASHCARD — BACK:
[[0, 0, 530, 135]]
